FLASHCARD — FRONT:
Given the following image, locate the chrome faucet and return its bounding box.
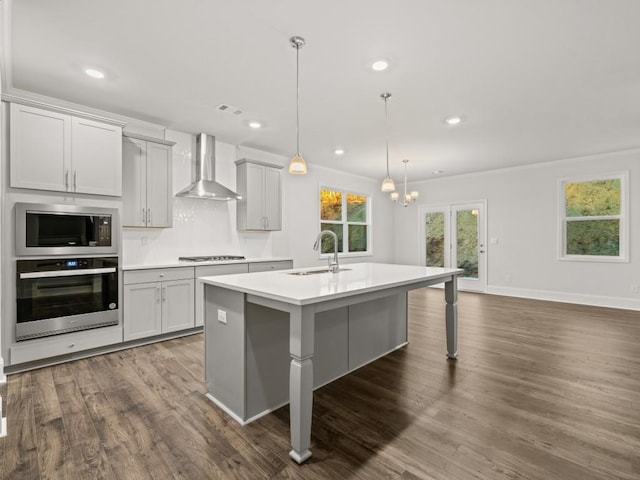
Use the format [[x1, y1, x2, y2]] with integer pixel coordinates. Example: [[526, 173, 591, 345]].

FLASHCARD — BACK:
[[313, 230, 340, 273]]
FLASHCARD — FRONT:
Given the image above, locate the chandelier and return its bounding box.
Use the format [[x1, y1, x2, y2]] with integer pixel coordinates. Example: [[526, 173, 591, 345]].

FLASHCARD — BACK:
[[390, 159, 419, 206]]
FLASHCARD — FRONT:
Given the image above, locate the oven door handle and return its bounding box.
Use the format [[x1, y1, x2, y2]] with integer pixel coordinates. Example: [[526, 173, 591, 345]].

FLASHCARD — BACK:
[[19, 267, 117, 279]]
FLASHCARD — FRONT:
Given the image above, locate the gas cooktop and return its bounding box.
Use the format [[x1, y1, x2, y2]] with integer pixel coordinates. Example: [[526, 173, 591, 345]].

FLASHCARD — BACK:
[[179, 255, 246, 262]]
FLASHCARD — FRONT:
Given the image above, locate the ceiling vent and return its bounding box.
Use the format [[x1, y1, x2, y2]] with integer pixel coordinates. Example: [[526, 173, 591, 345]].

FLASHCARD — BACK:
[[217, 104, 243, 115]]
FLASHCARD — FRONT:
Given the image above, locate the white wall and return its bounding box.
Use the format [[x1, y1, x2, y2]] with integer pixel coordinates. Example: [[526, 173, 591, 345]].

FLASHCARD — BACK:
[[122, 135, 396, 268], [394, 149, 640, 309]]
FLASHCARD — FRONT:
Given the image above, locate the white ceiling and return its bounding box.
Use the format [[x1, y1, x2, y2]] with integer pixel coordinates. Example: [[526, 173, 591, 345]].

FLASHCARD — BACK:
[[3, 0, 640, 181]]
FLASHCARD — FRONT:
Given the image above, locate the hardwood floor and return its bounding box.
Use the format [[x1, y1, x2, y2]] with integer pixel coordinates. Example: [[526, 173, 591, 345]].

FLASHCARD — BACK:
[[1, 290, 639, 480]]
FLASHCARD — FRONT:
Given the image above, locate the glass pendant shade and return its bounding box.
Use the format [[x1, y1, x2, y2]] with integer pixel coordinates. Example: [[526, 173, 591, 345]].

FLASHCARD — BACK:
[[390, 192, 399, 201], [381, 176, 396, 192], [410, 191, 419, 200], [289, 154, 307, 174]]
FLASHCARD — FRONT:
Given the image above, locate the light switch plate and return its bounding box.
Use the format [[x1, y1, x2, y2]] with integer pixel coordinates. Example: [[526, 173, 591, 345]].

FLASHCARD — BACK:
[[217, 309, 227, 324]]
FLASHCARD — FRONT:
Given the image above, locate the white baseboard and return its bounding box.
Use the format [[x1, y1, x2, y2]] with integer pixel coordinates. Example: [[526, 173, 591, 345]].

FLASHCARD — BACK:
[[486, 285, 640, 311]]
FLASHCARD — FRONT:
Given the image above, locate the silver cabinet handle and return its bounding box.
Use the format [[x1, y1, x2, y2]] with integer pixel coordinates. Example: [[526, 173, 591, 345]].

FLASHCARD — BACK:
[[162, 286, 166, 302], [156, 286, 161, 303], [147, 208, 151, 225], [73, 170, 77, 191], [142, 208, 146, 224], [64, 169, 69, 190]]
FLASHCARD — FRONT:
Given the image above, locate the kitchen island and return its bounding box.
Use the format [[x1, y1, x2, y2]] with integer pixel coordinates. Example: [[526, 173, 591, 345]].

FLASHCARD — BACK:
[[199, 262, 463, 464]]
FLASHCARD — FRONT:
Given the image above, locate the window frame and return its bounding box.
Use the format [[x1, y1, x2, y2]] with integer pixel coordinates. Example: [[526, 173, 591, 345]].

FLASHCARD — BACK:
[[558, 171, 629, 263], [319, 186, 372, 258]]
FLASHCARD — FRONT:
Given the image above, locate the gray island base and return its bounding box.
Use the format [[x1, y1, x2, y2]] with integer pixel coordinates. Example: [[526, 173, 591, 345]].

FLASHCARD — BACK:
[[199, 263, 463, 464]]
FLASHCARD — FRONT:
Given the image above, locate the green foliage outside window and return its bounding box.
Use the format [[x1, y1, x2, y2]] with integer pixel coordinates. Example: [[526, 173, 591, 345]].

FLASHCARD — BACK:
[[563, 177, 622, 257], [425, 212, 445, 267], [320, 188, 369, 254], [456, 210, 479, 277]]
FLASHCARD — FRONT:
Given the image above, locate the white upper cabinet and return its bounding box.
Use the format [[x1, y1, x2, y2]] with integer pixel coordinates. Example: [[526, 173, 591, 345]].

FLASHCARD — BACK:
[[71, 117, 122, 195], [9, 104, 70, 192], [122, 134, 174, 228], [236, 159, 283, 231], [9, 102, 124, 196]]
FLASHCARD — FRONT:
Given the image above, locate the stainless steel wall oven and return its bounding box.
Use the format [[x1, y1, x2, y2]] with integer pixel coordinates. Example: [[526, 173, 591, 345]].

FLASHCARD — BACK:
[[15, 203, 118, 256], [16, 257, 119, 341]]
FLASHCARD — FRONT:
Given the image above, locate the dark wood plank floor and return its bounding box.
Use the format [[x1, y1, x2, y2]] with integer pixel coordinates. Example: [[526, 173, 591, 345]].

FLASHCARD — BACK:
[[1, 289, 639, 480]]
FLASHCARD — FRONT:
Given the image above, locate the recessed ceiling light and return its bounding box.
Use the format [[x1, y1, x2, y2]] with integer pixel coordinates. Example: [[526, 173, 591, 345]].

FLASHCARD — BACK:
[[248, 121, 262, 129], [444, 116, 463, 125], [433, 170, 444, 175], [371, 60, 389, 71], [85, 68, 105, 79], [334, 148, 345, 156]]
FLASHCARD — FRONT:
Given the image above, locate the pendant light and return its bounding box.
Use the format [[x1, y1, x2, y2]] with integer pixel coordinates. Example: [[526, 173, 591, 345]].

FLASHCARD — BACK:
[[289, 36, 307, 175], [380, 93, 396, 192], [390, 159, 419, 207]]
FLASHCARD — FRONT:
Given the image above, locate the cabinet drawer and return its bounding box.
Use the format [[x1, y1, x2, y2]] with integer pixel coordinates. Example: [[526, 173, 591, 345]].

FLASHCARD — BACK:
[[195, 263, 249, 278], [124, 267, 194, 284], [248, 261, 293, 273], [10, 325, 123, 365]]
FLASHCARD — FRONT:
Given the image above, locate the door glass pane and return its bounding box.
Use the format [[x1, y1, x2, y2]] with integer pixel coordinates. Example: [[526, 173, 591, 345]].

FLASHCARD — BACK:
[[456, 210, 478, 278], [425, 212, 445, 267], [320, 223, 343, 253]]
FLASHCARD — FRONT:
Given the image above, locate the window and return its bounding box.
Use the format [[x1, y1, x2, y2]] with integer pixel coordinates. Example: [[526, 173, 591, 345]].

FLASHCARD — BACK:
[[559, 172, 628, 262], [319, 188, 370, 256]]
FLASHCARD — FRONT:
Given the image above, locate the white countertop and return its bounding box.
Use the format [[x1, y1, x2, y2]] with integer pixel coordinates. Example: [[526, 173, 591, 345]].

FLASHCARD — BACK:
[[122, 257, 293, 271], [199, 262, 463, 305]]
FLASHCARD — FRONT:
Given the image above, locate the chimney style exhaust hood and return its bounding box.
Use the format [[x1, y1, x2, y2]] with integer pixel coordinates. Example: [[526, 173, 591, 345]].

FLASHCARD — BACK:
[[176, 133, 242, 200]]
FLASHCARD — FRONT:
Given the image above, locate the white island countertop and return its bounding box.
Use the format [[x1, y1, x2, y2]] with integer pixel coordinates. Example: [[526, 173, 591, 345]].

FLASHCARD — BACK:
[[199, 262, 462, 306]]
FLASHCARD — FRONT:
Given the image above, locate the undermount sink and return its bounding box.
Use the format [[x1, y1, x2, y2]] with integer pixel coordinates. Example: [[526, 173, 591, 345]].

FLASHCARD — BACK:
[[288, 268, 352, 276]]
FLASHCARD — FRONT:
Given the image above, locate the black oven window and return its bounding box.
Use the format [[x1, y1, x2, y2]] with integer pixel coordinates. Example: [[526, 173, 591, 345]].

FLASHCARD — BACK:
[[17, 271, 118, 323]]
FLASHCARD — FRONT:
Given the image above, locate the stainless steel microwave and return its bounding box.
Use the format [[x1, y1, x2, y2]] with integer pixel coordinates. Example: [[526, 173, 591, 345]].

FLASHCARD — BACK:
[[15, 203, 119, 256]]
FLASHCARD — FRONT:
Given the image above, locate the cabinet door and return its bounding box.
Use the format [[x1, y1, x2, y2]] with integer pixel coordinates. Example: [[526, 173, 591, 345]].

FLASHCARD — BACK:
[[245, 163, 266, 229], [72, 117, 122, 196], [10, 103, 71, 192], [263, 167, 281, 230], [146, 142, 172, 228], [162, 279, 195, 333], [122, 137, 147, 227], [123, 282, 162, 341]]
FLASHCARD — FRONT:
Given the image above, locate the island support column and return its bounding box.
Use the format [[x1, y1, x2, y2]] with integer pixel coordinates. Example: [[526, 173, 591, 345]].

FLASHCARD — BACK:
[[289, 305, 315, 463], [445, 276, 458, 359]]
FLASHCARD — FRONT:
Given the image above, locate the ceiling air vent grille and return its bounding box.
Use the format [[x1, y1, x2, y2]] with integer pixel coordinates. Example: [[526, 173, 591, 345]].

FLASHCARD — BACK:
[[217, 104, 243, 115]]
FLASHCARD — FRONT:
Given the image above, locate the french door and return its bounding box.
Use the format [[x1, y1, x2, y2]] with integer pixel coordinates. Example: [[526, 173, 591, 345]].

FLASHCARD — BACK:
[[420, 201, 486, 292]]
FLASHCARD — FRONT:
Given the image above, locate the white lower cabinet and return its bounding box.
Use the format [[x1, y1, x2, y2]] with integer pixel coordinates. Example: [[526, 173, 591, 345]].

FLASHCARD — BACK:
[[123, 267, 195, 341]]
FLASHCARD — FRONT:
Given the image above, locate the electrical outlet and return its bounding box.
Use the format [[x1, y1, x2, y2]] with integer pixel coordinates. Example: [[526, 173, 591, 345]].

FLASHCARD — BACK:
[[505, 273, 512, 284], [490, 237, 499, 245], [631, 284, 639, 294], [217, 309, 227, 324]]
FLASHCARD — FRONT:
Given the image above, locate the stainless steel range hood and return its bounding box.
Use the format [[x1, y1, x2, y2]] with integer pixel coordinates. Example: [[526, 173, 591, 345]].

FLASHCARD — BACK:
[[175, 133, 241, 200]]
